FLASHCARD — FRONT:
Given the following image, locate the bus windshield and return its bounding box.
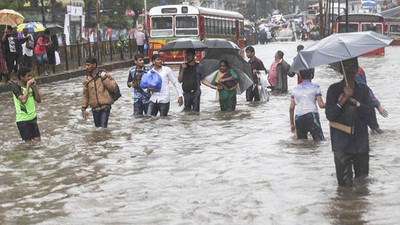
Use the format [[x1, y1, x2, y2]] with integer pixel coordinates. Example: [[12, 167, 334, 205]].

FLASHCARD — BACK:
[[338, 23, 359, 33], [307, 10, 317, 16], [176, 16, 198, 36], [151, 17, 173, 37]]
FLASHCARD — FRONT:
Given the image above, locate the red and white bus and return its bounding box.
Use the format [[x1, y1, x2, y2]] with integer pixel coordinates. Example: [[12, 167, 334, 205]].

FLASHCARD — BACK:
[[147, 4, 245, 63], [334, 14, 386, 55], [384, 17, 400, 45]]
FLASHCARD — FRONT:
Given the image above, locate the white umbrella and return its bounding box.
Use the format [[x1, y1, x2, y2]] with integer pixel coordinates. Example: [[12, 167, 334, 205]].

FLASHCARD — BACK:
[[290, 31, 393, 72]]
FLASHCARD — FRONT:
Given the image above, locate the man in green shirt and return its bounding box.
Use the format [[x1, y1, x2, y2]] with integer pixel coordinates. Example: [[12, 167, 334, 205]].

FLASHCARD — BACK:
[[11, 67, 42, 142]]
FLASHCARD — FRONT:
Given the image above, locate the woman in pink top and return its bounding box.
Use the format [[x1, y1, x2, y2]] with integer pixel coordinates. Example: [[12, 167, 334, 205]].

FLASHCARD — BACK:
[[268, 52, 280, 90], [34, 30, 51, 75], [268, 50, 292, 93]]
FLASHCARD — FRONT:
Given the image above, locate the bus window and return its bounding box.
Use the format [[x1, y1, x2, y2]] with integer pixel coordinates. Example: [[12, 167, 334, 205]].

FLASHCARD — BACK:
[[391, 24, 400, 33], [223, 20, 226, 34], [176, 16, 198, 36], [205, 18, 209, 34], [213, 19, 217, 34], [390, 24, 400, 38], [151, 17, 173, 37], [338, 23, 359, 33], [362, 23, 382, 34], [240, 20, 244, 37]]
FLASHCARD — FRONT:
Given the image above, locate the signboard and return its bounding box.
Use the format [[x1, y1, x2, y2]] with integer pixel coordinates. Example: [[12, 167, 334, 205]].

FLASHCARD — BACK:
[[67, 5, 83, 16]]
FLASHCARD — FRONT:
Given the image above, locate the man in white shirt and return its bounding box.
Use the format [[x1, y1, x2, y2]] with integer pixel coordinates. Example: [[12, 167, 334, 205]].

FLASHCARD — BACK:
[[21, 28, 34, 68], [147, 54, 183, 117], [135, 25, 146, 55]]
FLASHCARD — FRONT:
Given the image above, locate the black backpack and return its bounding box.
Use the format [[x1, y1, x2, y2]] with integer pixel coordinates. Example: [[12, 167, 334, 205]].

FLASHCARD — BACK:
[[109, 82, 122, 102], [87, 70, 122, 102], [182, 63, 199, 93]]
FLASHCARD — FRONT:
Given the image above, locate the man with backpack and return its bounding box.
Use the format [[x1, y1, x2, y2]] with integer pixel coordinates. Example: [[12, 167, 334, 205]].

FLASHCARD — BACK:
[[81, 57, 118, 128], [178, 49, 204, 112]]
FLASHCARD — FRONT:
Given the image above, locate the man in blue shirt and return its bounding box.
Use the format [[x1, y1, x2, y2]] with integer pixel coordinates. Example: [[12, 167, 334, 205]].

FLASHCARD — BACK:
[[127, 55, 151, 115], [355, 66, 388, 134], [325, 57, 375, 187]]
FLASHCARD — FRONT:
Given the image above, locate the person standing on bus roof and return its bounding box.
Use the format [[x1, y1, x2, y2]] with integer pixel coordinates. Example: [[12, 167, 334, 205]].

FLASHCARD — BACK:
[[245, 46, 267, 102], [178, 49, 204, 113]]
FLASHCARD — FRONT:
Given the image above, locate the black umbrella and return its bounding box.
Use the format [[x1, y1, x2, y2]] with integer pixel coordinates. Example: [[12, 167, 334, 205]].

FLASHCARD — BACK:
[[203, 49, 252, 80], [45, 23, 64, 32], [159, 39, 208, 51], [202, 39, 240, 51], [202, 49, 253, 94]]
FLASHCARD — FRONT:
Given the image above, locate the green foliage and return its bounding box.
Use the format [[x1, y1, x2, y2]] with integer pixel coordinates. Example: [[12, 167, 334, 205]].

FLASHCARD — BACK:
[[116, 34, 128, 50], [0, 0, 25, 10], [81, 0, 181, 30]]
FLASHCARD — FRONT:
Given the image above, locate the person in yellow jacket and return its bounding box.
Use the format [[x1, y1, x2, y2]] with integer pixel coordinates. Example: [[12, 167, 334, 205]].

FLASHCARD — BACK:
[[81, 57, 117, 128]]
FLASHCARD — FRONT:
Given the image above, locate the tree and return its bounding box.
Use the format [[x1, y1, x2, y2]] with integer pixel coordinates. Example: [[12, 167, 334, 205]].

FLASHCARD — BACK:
[[0, 0, 26, 10]]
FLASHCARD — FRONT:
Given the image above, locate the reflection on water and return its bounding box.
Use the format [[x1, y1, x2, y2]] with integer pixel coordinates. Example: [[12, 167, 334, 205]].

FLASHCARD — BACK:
[[327, 185, 370, 225], [0, 42, 400, 224]]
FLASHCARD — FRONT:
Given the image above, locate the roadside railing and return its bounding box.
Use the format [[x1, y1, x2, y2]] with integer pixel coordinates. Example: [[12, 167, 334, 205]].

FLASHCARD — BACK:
[[31, 37, 145, 76]]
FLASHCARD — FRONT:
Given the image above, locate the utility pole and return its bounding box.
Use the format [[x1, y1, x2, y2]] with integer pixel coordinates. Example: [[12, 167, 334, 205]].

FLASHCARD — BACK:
[[40, 0, 46, 25], [345, 0, 348, 32], [331, 0, 335, 34], [96, 0, 102, 64], [319, 0, 323, 38]]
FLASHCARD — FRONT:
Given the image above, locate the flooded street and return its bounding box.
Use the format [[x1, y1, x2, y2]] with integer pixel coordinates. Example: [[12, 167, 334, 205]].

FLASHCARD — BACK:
[[1, 41, 399, 224]]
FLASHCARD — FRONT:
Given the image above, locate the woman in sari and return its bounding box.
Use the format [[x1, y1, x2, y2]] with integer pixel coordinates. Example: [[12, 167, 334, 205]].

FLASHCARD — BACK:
[[211, 60, 239, 111]]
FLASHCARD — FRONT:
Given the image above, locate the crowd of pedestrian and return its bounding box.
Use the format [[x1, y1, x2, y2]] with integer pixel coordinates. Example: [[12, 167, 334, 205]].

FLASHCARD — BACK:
[[9, 40, 388, 189], [1, 26, 57, 84]]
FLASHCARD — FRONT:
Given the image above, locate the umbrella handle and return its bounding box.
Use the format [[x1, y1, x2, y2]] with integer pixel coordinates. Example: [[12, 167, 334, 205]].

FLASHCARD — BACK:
[[340, 61, 349, 86]]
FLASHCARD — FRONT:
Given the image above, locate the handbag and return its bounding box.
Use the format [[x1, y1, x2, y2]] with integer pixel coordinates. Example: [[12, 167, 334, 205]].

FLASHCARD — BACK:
[[26, 35, 34, 49], [329, 101, 356, 134]]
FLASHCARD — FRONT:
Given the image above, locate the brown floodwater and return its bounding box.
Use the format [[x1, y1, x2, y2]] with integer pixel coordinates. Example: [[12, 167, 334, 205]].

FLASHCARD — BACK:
[[0, 42, 399, 225]]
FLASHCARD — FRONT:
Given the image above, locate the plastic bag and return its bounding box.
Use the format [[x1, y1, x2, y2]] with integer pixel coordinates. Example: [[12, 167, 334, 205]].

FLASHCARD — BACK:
[[140, 70, 162, 92], [257, 71, 269, 87], [54, 51, 61, 65], [258, 85, 269, 102], [144, 43, 148, 50]]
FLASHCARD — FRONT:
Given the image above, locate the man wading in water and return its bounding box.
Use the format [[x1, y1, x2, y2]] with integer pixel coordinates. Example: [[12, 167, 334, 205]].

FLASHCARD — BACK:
[[81, 57, 118, 128], [326, 57, 375, 187]]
